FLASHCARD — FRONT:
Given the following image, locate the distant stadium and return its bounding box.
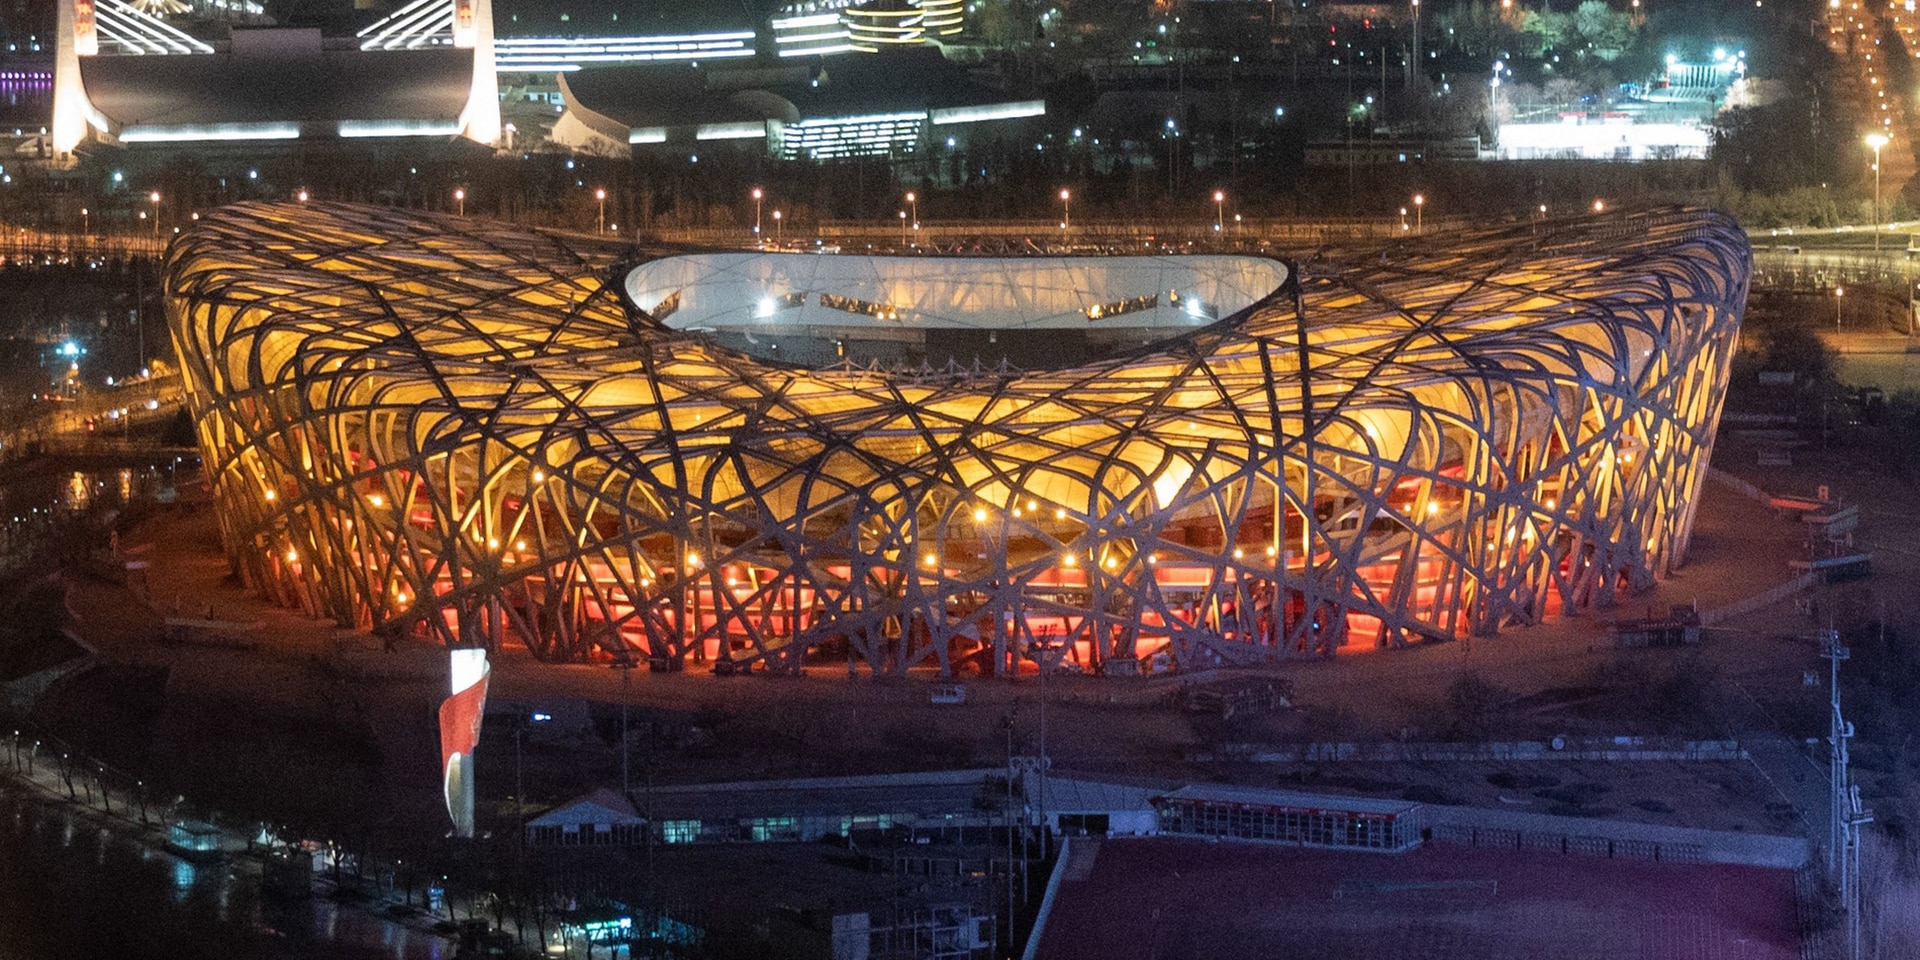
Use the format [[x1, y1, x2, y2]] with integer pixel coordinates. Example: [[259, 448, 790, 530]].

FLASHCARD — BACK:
[[166, 203, 1746, 676]]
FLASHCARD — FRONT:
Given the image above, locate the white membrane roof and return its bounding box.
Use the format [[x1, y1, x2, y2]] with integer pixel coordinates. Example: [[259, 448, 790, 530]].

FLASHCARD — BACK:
[[623, 253, 1291, 331]]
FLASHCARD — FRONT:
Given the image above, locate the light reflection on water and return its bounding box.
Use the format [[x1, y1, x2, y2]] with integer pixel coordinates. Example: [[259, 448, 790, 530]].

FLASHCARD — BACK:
[[0, 791, 450, 959], [56, 466, 167, 512]]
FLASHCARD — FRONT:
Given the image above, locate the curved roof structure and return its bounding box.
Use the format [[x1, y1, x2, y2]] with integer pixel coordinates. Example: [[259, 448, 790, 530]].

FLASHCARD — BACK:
[[624, 252, 1287, 332], [166, 203, 1746, 677]]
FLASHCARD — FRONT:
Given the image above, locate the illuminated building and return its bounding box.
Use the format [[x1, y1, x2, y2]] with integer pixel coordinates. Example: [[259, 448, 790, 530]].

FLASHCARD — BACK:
[[168, 203, 1745, 676], [358, 0, 963, 70], [51, 0, 500, 154], [553, 49, 1042, 160]]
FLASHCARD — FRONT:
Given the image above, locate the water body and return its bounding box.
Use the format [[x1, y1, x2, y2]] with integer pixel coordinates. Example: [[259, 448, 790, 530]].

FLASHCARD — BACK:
[[0, 459, 454, 960], [0, 73, 50, 132], [0, 789, 453, 960]]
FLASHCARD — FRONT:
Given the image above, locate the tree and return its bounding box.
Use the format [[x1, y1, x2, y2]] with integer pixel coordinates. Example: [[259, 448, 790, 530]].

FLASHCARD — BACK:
[[1571, 1, 1631, 59]]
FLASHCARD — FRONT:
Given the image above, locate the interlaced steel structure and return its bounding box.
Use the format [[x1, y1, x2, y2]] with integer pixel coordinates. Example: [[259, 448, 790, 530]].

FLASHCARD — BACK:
[[167, 202, 1747, 676]]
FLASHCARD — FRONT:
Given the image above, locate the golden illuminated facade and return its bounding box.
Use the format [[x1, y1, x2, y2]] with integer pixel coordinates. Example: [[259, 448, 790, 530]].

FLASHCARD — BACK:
[[167, 203, 1746, 676]]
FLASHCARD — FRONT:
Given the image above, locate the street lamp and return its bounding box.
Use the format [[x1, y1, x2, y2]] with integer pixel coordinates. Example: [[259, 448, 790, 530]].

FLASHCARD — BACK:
[[1836, 285, 1845, 334], [1411, 0, 1421, 78], [79, 207, 88, 237], [1866, 133, 1890, 256], [1400, 206, 1410, 232], [772, 209, 783, 244], [751, 187, 763, 245], [1489, 61, 1504, 153], [1164, 119, 1178, 196], [1059, 188, 1071, 234], [453, 187, 465, 217], [905, 191, 918, 232], [148, 191, 160, 237], [1593, 199, 1606, 213], [1412, 193, 1424, 233], [898, 210, 908, 245], [1213, 190, 1225, 233], [296, 188, 309, 204], [595, 187, 607, 234]]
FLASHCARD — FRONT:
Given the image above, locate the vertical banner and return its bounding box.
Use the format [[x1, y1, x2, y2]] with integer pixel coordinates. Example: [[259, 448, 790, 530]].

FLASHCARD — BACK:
[[452, 0, 477, 46], [439, 647, 489, 838], [73, 0, 97, 56]]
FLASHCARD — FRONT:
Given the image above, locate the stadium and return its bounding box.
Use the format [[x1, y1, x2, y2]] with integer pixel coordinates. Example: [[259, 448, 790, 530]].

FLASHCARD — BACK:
[[165, 203, 1747, 677]]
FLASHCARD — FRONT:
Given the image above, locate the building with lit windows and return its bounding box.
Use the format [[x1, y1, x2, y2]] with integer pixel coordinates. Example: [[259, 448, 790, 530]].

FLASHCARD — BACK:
[[166, 203, 1746, 677], [551, 48, 1043, 160]]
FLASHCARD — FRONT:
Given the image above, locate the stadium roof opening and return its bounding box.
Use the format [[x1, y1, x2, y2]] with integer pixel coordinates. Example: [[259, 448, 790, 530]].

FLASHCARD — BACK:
[[623, 253, 1290, 335]]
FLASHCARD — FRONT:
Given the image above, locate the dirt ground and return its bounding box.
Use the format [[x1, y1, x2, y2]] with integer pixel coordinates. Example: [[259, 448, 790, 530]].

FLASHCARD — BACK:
[[1033, 837, 1800, 960]]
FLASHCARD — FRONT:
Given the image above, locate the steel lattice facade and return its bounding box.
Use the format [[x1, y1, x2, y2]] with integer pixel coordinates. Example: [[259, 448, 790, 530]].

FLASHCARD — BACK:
[[166, 203, 1747, 676]]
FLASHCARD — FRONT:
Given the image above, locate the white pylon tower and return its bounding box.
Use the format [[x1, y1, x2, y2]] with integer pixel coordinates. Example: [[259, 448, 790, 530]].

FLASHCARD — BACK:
[[51, 0, 101, 156], [451, 0, 501, 147], [1822, 628, 1871, 960]]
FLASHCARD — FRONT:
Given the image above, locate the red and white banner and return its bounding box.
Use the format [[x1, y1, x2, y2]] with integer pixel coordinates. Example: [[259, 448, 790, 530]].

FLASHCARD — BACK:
[[439, 647, 489, 838]]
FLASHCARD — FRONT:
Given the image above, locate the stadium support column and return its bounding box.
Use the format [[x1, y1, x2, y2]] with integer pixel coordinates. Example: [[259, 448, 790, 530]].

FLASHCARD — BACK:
[[52, 0, 103, 157], [454, 0, 501, 147]]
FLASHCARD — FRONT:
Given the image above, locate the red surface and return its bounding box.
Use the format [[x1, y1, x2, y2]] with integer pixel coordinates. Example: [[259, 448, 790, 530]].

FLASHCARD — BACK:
[[1033, 838, 1799, 960]]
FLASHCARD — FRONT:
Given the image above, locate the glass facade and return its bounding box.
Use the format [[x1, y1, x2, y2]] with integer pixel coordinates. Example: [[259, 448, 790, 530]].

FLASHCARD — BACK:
[[1155, 799, 1415, 852]]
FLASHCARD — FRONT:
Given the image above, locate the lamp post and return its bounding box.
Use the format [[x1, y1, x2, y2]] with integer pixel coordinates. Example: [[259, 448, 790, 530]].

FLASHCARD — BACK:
[[1593, 199, 1606, 213], [772, 209, 783, 244], [1400, 206, 1409, 232], [1410, 0, 1421, 83], [1213, 190, 1225, 233], [616, 659, 634, 800], [751, 187, 763, 246], [454, 187, 466, 217], [148, 191, 160, 237], [1836, 285, 1845, 335], [1489, 61, 1504, 155], [1059, 188, 1071, 235], [1413, 193, 1424, 233], [1867, 133, 1890, 256], [905, 191, 918, 233], [898, 210, 908, 246], [296, 189, 309, 204], [595, 188, 607, 235], [1164, 119, 1177, 197], [79, 207, 88, 237]]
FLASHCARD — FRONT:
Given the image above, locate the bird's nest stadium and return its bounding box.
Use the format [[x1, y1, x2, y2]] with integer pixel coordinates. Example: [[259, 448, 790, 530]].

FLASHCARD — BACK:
[[165, 203, 1747, 677]]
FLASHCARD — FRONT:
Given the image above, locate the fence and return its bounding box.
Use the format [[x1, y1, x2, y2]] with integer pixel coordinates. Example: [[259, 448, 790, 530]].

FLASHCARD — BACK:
[[0, 229, 167, 261], [648, 216, 1455, 250], [1431, 823, 1706, 864], [1698, 571, 1822, 627], [1705, 466, 1771, 505]]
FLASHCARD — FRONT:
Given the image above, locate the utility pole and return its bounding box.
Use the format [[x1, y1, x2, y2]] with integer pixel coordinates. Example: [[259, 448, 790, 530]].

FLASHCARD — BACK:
[[1823, 628, 1871, 960], [1001, 713, 1016, 955], [1824, 628, 1849, 874], [1037, 641, 1050, 863], [617, 658, 634, 800]]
